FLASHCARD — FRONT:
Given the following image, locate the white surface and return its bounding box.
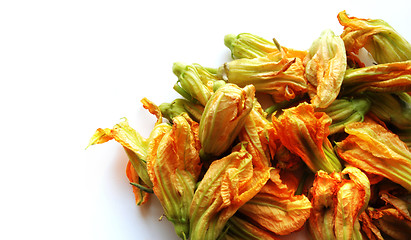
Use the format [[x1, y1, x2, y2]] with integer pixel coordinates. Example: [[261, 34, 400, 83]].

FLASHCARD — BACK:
[[1, 1, 410, 239]]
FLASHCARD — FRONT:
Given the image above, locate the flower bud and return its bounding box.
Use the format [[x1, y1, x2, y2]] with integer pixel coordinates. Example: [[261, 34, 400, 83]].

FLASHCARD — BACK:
[[304, 29, 347, 108], [224, 33, 279, 59], [225, 33, 307, 61], [199, 83, 255, 157], [173, 62, 217, 106]]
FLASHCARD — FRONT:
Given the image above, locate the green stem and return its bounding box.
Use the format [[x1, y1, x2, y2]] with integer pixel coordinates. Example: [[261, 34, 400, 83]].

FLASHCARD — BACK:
[[265, 94, 307, 116], [129, 182, 154, 193], [173, 82, 195, 102], [295, 170, 309, 195]]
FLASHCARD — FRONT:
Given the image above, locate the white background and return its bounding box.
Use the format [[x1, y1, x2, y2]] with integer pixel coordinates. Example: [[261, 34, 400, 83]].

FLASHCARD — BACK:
[[1, 1, 410, 239]]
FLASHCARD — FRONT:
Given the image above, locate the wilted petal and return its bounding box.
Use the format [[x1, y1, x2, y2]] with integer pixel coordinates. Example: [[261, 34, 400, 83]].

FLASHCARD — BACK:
[[146, 114, 201, 239], [308, 167, 370, 240], [141, 97, 163, 124], [87, 118, 155, 191], [380, 192, 411, 221], [87, 128, 113, 146], [238, 101, 277, 169], [87, 98, 174, 206], [334, 167, 371, 240], [87, 118, 148, 158], [126, 161, 150, 205], [343, 166, 371, 213], [189, 147, 270, 240], [336, 119, 411, 191], [226, 216, 280, 240], [237, 169, 312, 235], [272, 102, 342, 173], [368, 207, 411, 240], [308, 171, 340, 240], [304, 29, 347, 108], [359, 211, 384, 240]]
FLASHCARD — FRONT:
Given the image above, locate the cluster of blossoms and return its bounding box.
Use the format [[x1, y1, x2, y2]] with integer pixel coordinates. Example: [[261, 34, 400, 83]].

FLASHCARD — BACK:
[[88, 11, 411, 240]]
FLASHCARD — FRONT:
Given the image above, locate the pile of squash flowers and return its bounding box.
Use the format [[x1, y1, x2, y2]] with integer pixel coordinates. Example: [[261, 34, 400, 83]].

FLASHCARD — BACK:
[[88, 11, 411, 240]]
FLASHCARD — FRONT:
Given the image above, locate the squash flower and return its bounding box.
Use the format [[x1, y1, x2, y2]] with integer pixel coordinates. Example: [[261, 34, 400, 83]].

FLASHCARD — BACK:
[[217, 41, 308, 102], [146, 113, 202, 239], [337, 11, 411, 65], [335, 119, 411, 191], [224, 33, 307, 60], [173, 62, 218, 106], [189, 146, 271, 240], [87, 98, 169, 205], [317, 98, 371, 135], [304, 29, 347, 108], [235, 168, 312, 236], [159, 98, 204, 123], [308, 166, 370, 240], [199, 83, 255, 157], [342, 60, 411, 96], [272, 102, 342, 173]]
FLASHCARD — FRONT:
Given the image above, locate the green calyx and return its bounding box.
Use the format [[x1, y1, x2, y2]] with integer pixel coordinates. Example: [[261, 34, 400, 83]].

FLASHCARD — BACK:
[[159, 98, 204, 123], [319, 98, 371, 135]]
